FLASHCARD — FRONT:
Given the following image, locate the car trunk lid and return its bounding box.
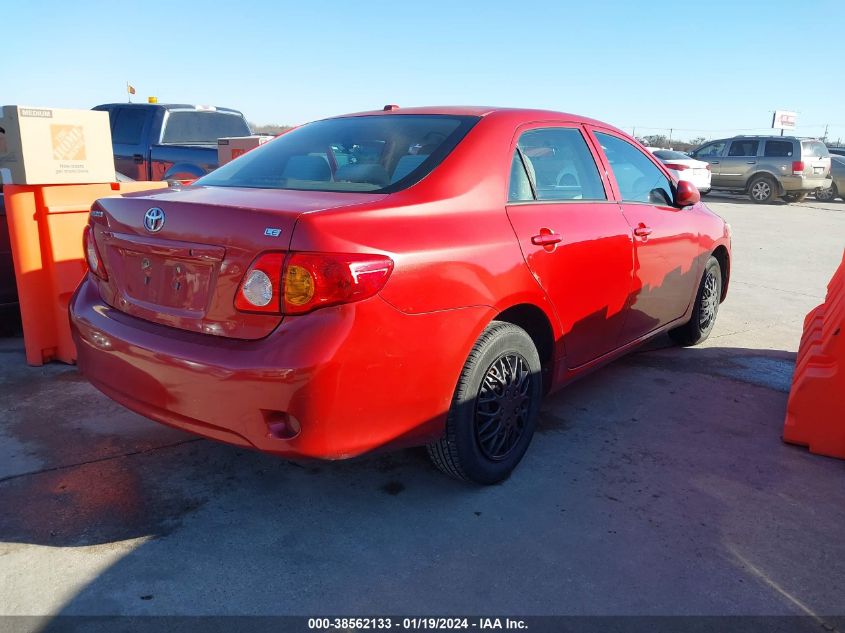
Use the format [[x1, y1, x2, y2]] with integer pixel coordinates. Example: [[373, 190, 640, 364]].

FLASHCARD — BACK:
[[91, 186, 387, 339], [801, 140, 831, 178]]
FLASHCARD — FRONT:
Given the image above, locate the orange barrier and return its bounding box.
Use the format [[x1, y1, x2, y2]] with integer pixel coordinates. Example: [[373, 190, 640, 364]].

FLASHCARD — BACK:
[[4, 182, 168, 365], [783, 249, 845, 458]]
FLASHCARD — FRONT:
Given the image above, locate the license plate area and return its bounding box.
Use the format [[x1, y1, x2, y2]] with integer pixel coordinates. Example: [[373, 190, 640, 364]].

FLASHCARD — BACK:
[[814, 166, 824, 175], [121, 250, 213, 311]]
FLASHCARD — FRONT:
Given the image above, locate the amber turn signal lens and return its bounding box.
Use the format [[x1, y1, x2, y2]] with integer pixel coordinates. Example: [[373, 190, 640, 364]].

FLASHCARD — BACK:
[[285, 265, 315, 306]]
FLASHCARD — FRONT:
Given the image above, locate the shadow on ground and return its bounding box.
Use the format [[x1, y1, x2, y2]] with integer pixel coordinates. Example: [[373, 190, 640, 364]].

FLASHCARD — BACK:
[[2, 336, 844, 618]]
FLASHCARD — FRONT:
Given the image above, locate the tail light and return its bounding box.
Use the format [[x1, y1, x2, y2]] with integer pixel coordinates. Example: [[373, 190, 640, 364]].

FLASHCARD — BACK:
[[665, 163, 689, 171], [83, 225, 108, 280], [234, 252, 284, 313], [235, 252, 394, 315], [792, 160, 805, 175], [705, 164, 711, 172]]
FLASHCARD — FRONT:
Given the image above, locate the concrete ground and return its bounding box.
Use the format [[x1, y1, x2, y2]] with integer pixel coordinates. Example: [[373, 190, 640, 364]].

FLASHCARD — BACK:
[[1, 194, 844, 619]]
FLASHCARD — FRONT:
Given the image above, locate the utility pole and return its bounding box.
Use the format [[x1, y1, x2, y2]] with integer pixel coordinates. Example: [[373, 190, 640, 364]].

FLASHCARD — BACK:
[[823, 124, 829, 142], [668, 128, 673, 149]]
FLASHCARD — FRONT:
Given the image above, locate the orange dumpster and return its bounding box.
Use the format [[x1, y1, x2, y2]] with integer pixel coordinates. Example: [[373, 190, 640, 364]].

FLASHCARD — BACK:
[[783, 249, 845, 459], [4, 181, 168, 365]]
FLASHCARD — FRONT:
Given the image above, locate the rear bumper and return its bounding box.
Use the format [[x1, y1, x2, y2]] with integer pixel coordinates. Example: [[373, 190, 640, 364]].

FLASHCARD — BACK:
[[780, 175, 832, 192], [70, 277, 492, 459]]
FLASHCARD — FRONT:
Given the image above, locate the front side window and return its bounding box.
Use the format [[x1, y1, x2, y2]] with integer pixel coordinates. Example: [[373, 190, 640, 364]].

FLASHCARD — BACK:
[[727, 140, 759, 157], [112, 108, 148, 145], [510, 127, 606, 201], [595, 132, 673, 205], [693, 142, 725, 158], [196, 114, 478, 193], [764, 140, 794, 157]]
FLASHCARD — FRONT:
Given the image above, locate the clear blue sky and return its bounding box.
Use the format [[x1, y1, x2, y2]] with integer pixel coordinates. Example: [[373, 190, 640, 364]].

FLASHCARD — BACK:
[[4, 0, 844, 143]]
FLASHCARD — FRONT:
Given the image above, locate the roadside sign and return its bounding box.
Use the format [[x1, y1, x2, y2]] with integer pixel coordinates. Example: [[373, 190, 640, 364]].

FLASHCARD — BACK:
[[772, 110, 797, 130]]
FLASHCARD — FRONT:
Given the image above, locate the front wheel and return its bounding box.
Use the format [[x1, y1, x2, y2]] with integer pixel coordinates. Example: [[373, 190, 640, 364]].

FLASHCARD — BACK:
[[669, 256, 723, 346], [427, 321, 542, 484]]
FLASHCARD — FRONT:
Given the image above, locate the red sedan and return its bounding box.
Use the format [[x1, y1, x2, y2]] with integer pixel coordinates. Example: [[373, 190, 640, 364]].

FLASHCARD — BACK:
[[70, 106, 731, 484]]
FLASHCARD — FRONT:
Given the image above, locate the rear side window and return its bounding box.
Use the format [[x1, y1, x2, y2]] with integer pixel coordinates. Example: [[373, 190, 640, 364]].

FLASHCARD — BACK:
[[728, 140, 759, 157], [162, 111, 251, 144], [513, 128, 606, 201], [112, 108, 148, 145], [196, 114, 479, 193], [764, 140, 794, 157], [802, 141, 830, 158], [595, 132, 673, 205]]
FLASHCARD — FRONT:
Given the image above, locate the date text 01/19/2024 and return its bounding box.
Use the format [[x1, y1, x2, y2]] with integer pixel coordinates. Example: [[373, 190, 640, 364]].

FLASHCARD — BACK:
[[307, 617, 528, 630]]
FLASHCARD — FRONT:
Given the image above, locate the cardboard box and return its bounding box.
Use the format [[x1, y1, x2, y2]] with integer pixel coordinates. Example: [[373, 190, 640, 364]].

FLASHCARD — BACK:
[[218, 135, 272, 166], [0, 106, 115, 185]]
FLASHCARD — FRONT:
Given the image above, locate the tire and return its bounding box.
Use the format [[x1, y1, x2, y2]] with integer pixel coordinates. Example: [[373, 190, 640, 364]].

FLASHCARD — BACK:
[[747, 175, 777, 204], [783, 192, 808, 203], [669, 256, 723, 347], [815, 184, 838, 202], [427, 321, 542, 485]]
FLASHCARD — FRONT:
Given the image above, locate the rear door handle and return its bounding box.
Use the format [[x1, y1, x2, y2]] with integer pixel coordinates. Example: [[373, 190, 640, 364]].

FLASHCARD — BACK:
[[746, 161, 756, 164], [711, 161, 720, 164], [633, 226, 653, 237], [531, 231, 562, 246], [133, 153, 144, 164]]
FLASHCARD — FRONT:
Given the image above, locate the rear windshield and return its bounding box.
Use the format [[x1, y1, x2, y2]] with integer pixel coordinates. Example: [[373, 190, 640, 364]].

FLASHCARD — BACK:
[[161, 111, 251, 144], [653, 150, 690, 160], [801, 140, 830, 158], [195, 114, 479, 193]]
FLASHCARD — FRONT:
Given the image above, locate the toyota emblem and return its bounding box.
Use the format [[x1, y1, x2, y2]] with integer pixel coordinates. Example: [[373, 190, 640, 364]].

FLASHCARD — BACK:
[[144, 207, 166, 233]]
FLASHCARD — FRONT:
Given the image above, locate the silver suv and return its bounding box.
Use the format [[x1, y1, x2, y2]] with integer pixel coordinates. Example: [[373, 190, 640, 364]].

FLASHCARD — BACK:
[[689, 136, 832, 204]]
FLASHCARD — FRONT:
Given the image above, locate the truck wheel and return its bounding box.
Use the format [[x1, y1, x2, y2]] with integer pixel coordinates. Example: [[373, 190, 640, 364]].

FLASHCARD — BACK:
[[815, 184, 837, 202], [427, 321, 542, 485], [669, 256, 722, 347], [748, 176, 776, 203]]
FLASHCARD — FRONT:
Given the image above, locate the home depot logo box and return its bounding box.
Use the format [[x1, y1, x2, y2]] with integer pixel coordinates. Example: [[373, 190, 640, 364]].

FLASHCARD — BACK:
[[0, 106, 114, 184]]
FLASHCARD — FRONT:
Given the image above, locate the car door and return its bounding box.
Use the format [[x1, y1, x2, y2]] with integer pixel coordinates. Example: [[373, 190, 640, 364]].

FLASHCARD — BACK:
[[589, 129, 703, 344], [690, 141, 727, 185], [108, 106, 153, 180], [720, 139, 760, 189], [505, 124, 634, 368]]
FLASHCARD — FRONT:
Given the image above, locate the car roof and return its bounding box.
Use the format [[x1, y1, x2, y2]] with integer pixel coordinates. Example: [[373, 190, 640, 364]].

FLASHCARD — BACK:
[[325, 105, 622, 131], [95, 103, 243, 115]]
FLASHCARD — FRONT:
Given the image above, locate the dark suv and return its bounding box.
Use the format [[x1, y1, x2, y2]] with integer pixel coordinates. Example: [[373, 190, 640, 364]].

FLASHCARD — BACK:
[[690, 136, 831, 203]]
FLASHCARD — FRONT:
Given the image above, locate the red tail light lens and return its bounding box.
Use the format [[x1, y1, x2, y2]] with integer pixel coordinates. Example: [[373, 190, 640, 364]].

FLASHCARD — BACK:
[[665, 163, 689, 171], [83, 225, 108, 280], [283, 253, 394, 315], [792, 160, 805, 175], [234, 252, 394, 315], [705, 164, 711, 171]]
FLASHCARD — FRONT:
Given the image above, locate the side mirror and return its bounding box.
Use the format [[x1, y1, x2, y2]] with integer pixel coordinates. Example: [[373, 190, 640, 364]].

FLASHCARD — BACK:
[[675, 180, 700, 207]]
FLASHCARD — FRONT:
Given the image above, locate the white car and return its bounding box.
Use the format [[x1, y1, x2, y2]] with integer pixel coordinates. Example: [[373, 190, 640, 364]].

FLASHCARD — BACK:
[[652, 149, 712, 194]]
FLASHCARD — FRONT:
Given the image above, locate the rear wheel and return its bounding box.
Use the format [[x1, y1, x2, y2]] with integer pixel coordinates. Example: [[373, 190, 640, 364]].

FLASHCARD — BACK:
[[669, 256, 722, 346], [748, 175, 776, 203], [783, 192, 808, 203], [427, 321, 542, 484], [815, 184, 838, 202]]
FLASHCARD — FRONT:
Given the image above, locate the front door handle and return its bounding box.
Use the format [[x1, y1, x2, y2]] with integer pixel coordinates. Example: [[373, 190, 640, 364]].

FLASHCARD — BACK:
[[133, 153, 144, 164], [633, 226, 653, 238], [531, 230, 562, 248], [711, 161, 720, 165], [746, 160, 757, 164]]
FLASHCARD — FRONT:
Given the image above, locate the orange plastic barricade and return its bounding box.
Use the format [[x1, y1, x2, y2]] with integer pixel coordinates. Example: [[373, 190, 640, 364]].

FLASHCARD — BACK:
[[783, 249, 845, 458], [4, 182, 168, 365]]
